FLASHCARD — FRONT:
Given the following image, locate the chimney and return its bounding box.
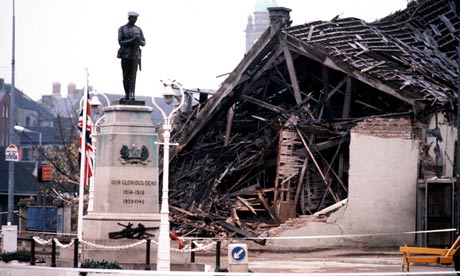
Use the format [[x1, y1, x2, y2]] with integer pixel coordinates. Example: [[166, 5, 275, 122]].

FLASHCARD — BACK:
[[52, 82, 61, 98], [267, 7, 291, 34], [67, 83, 76, 98]]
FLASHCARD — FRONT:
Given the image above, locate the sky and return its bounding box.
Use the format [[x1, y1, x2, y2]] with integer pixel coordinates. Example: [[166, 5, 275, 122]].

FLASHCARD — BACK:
[[0, 0, 409, 101]]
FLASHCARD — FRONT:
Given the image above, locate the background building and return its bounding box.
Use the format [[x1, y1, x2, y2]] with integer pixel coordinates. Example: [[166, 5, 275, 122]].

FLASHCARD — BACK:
[[245, 0, 278, 52]]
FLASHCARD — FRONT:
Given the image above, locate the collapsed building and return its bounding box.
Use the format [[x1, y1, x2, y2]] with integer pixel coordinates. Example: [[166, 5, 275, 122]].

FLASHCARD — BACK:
[[166, 0, 460, 247]]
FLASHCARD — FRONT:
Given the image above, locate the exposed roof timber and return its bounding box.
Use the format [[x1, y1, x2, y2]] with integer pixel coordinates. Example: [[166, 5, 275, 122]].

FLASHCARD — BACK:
[[283, 46, 302, 104], [242, 45, 285, 90], [241, 94, 286, 114], [176, 28, 278, 150], [284, 33, 418, 107]]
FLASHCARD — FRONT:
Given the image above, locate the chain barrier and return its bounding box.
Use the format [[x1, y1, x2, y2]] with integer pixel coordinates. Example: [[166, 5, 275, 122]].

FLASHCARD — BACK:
[[32, 235, 219, 253], [32, 227, 456, 252], [79, 239, 146, 250]]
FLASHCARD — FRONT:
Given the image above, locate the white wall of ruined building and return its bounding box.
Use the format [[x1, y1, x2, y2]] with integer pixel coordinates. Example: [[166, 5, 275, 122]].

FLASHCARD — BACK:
[[269, 117, 419, 248], [338, 117, 418, 245], [339, 131, 418, 245]]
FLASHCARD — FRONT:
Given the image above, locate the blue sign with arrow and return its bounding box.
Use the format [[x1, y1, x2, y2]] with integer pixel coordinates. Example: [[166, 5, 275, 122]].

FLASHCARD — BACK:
[[231, 246, 246, 262]]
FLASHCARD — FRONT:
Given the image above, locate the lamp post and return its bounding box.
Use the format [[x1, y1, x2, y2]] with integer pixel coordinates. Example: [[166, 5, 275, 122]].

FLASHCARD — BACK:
[[79, 90, 111, 212], [14, 125, 42, 153], [14, 125, 43, 230], [152, 80, 185, 271], [6, 0, 17, 228]]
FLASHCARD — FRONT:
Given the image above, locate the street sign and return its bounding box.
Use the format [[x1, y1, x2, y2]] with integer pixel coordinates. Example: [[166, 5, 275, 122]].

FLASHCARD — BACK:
[[228, 243, 248, 263], [231, 246, 246, 262], [37, 162, 53, 182], [5, 144, 19, 162], [228, 243, 249, 272], [39, 164, 52, 182]]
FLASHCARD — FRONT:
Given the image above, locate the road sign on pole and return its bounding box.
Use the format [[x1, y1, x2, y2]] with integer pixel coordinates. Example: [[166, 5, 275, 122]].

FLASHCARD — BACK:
[[228, 243, 249, 272], [38, 163, 52, 182], [5, 144, 19, 162]]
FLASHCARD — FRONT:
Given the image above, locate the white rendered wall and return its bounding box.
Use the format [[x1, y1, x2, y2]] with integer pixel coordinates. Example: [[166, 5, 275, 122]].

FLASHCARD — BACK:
[[269, 132, 419, 249], [336, 133, 419, 245]]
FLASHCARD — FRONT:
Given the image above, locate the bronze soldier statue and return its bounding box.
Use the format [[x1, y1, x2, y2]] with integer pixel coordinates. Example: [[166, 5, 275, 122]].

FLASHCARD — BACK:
[[117, 11, 146, 101]]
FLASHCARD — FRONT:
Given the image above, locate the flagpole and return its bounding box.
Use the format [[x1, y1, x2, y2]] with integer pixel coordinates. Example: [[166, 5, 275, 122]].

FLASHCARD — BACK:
[[77, 69, 89, 243]]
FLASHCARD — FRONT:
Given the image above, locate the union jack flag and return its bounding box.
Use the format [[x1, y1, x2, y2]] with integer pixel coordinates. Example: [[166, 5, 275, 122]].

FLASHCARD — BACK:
[[78, 89, 94, 188]]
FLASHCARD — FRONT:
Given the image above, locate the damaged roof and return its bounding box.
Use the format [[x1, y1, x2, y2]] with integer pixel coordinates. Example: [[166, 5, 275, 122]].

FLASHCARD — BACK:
[[287, 0, 459, 106], [176, 0, 459, 151], [167, 0, 460, 236]]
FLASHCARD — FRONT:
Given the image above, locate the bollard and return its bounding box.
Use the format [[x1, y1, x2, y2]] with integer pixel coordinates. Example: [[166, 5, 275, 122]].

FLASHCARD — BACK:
[[30, 238, 36, 266], [215, 240, 221, 271], [51, 238, 56, 267], [73, 238, 79, 268], [190, 240, 196, 263], [145, 239, 151, 270]]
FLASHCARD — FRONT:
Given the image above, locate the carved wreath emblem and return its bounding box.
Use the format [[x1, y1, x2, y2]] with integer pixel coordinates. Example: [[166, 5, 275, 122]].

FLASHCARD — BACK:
[[120, 144, 150, 165]]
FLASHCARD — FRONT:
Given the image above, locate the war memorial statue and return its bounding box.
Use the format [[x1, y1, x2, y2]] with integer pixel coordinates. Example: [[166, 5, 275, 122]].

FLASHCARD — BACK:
[[117, 11, 146, 101]]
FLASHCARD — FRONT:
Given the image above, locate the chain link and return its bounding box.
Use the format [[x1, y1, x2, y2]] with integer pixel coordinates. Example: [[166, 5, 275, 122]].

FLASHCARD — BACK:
[[53, 238, 75, 248], [32, 236, 53, 245]]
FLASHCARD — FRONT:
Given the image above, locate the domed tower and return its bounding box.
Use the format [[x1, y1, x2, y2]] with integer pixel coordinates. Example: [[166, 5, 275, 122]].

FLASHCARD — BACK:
[[245, 0, 278, 52]]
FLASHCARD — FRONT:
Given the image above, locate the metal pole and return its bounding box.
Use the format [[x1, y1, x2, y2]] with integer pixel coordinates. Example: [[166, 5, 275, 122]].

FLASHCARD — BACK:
[[30, 238, 36, 265], [73, 239, 79, 268], [153, 80, 186, 271], [157, 117, 171, 271], [7, 0, 16, 226], [190, 240, 195, 263], [38, 132, 45, 232], [216, 240, 221, 271], [42, 188, 46, 231], [51, 239, 56, 267], [145, 239, 151, 270], [456, 28, 460, 234]]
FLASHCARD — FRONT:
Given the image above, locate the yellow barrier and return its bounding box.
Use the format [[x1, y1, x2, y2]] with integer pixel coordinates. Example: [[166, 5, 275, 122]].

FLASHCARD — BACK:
[[400, 235, 460, 273]]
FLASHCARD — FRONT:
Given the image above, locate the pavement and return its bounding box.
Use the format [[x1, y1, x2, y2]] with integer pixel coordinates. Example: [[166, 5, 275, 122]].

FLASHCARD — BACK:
[[2, 243, 457, 275], [0, 248, 457, 276], [193, 247, 457, 274]]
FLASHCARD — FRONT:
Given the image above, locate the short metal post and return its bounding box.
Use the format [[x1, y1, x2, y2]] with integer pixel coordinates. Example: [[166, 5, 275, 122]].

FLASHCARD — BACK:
[[30, 238, 36, 265], [190, 240, 196, 263], [73, 238, 79, 268], [145, 239, 151, 270], [51, 238, 56, 267], [215, 240, 221, 271]]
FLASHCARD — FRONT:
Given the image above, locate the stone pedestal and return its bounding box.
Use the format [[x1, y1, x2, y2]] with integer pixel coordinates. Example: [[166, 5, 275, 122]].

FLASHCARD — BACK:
[[83, 104, 160, 240], [68, 104, 197, 269]]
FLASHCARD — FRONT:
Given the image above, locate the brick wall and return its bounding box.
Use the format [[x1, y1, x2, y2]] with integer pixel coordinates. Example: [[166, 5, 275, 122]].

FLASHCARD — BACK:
[[351, 117, 413, 139]]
